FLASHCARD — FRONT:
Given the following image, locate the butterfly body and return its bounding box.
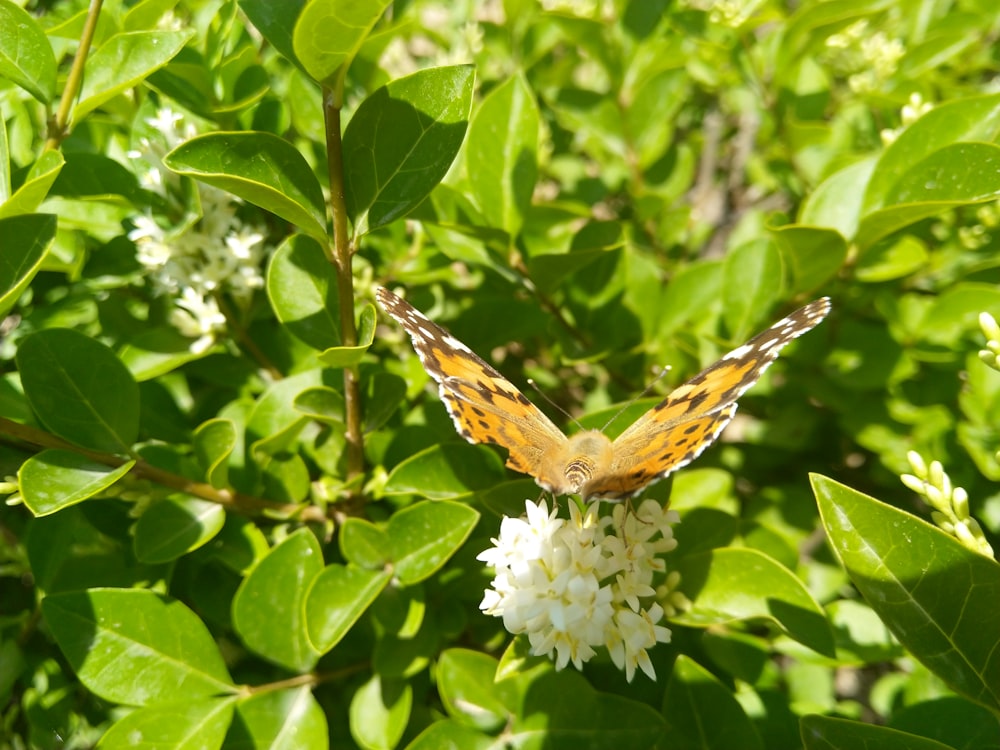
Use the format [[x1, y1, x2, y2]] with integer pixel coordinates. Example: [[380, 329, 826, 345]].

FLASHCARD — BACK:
[[377, 287, 830, 501]]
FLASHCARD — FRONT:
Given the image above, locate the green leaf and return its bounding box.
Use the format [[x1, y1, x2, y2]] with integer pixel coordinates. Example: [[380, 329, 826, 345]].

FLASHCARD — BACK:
[[0, 151, 64, 219], [856, 143, 1000, 249], [192, 418, 236, 488], [0, 213, 56, 318], [133, 496, 226, 564], [247, 368, 326, 455], [316, 304, 376, 368], [267, 234, 339, 350], [671, 548, 836, 658], [466, 75, 540, 238], [920, 283, 1000, 346], [773, 225, 848, 294], [293, 0, 393, 87], [41, 588, 234, 706], [801, 714, 956, 750], [76, 30, 194, 120], [437, 649, 511, 733], [812, 475, 1000, 712], [18, 450, 134, 517], [362, 371, 406, 433], [663, 655, 763, 750], [305, 564, 390, 652], [349, 674, 412, 750], [383, 443, 506, 500], [386, 500, 479, 585], [722, 239, 785, 340], [118, 327, 210, 381], [798, 158, 876, 240], [228, 686, 328, 749], [855, 236, 929, 283], [232, 528, 323, 672], [339, 517, 390, 569], [17, 328, 140, 453], [862, 93, 1000, 213], [238, 0, 307, 72], [97, 697, 235, 750], [164, 132, 326, 241], [406, 721, 493, 750], [343, 65, 474, 235], [0, 0, 57, 103]]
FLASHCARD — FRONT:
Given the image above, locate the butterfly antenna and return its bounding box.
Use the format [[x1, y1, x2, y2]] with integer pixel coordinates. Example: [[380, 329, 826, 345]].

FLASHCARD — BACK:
[[526, 378, 585, 431], [600, 366, 673, 432]]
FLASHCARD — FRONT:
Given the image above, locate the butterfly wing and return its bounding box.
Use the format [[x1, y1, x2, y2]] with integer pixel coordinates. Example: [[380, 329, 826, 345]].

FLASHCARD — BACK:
[[583, 298, 832, 499], [376, 288, 568, 487]]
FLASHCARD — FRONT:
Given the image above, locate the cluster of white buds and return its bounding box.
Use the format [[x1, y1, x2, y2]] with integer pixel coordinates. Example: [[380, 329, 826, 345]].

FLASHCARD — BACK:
[[901, 452, 994, 558]]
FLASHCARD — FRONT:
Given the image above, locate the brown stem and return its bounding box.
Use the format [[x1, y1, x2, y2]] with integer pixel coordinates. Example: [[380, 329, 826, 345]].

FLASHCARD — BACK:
[[323, 87, 365, 493], [46, 0, 104, 150], [0, 416, 326, 522]]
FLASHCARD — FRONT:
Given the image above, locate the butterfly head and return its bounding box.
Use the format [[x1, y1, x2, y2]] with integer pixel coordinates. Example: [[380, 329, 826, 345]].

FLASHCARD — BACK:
[[540, 430, 616, 498]]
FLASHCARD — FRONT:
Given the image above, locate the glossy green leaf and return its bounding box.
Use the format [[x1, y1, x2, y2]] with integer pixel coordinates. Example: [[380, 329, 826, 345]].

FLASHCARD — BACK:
[[305, 564, 390, 652], [316, 305, 376, 368], [41, 588, 235, 705], [0, 151, 64, 218], [466, 75, 539, 238], [164, 132, 326, 241], [437, 649, 511, 732], [17, 329, 140, 453], [0, 213, 56, 318], [247, 369, 326, 455], [133, 496, 225, 564], [362, 371, 406, 433], [663, 655, 763, 750], [406, 721, 493, 750], [349, 674, 411, 750], [117, 327, 208, 381], [863, 93, 1000, 213], [228, 686, 328, 750], [671, 548, 836, 657], [812, 474, 1000, 712], [798, 158, 875, 240], [97, 697, 235, 750], [920, 283, 1000, 347], [387, 500, 479, 585], [773, 225, 848, 294], [238, 0, 306, 72], [267, 234, 339, 350], [856, 143, 1000, 249], [19, 450, 134, 517], [77, 30, 194, 120], [192, 418, 236, 488], [344, 65, 474, 235], [383, 443, 506, 500], [801, 714, 956, 750], [0, 0, 57, 103], [232, 527, 323, 672], [508, 669, 666, 746], [339, 517, 390, 569], [293, 0, 393, 87], [722, 239, 784, 340], [855, 236, 928, 282], [293, 386, 345, 425]]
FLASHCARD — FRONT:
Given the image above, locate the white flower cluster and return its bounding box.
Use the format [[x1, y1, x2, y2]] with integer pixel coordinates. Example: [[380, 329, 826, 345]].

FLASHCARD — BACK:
[[478, 498, 679, 682], [126, 108, 266, 354], [824, 20, 905, 93]]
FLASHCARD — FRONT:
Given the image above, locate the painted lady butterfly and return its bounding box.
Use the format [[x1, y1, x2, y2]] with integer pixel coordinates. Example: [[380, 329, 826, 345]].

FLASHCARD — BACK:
[[377, 287, 830, 500]]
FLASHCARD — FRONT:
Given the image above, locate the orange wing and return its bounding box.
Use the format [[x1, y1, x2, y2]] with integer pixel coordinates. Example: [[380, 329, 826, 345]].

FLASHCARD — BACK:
[[376, 288, 568, 488], [583, 298, 832, 499]]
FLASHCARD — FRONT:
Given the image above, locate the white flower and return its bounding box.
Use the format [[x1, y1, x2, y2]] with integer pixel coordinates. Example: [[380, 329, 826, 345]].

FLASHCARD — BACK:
[[479, 498, 680, 681]]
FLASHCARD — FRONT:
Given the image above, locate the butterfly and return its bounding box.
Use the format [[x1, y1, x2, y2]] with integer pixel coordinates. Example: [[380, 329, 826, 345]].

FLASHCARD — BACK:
[[377, 287, 831, 501]]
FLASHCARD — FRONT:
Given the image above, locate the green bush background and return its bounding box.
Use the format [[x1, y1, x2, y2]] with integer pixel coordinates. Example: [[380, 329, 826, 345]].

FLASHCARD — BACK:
[[2, 0, 1000, 748]]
